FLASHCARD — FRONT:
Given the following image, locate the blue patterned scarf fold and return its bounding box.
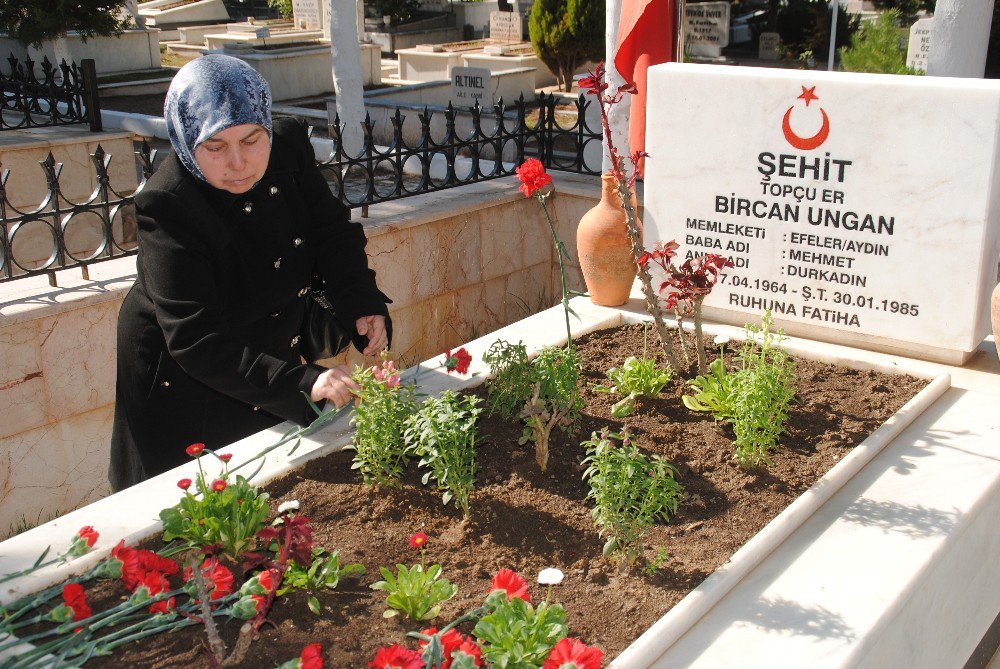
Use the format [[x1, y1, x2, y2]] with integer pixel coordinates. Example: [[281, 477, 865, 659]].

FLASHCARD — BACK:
[[164, 54, 272, 183]]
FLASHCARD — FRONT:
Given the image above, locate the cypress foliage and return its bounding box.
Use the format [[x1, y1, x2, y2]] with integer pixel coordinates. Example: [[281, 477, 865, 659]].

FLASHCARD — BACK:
[[0, 0, 130, 47], [529, 0, 603, 92]]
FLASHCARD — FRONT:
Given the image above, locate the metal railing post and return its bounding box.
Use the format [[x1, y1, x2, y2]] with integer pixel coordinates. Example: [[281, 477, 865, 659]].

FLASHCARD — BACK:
[[80, 59, 102, 132]]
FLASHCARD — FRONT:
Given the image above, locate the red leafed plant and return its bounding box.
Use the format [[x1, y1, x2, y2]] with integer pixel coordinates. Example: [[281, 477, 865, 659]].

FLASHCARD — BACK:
[[639, 243, 734, 373], [579, 61, 682, 370]]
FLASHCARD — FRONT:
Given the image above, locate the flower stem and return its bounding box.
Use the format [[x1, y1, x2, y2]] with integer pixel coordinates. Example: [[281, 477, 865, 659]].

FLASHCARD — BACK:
[[538, 194, 574, 348]]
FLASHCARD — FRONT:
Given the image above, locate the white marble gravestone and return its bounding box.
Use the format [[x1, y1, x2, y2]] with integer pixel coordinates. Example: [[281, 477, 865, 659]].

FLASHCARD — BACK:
[[685, 2, 730, 59], [643, 63, 1000, 364], [489, 11, 523, 42], [906, 17, 933, 72], [292, 0, 322, 30], [451, 66, 492, 105]]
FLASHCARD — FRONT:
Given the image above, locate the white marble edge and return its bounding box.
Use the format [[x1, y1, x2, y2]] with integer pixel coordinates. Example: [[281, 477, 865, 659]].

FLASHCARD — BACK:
[[0, 296, 953, 666]]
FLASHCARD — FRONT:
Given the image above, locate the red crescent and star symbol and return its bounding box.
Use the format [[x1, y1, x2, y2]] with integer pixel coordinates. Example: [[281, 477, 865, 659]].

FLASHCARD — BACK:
[[782, 85, 830, 151]]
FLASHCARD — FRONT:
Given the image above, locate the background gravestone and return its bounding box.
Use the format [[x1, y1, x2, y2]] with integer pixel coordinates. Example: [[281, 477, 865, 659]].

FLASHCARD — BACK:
[[489, 10, 523, 42], [759, 32, 780, 60], [643, 63, 1000, 364], [685, 2, 730, 59], [451, 66, 492, 106], [292, 0, 322, 30], [906, 18, 933, 72]]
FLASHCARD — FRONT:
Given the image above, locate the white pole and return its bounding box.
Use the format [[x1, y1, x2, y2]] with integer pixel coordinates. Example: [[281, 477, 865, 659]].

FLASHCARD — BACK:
[[328, 0, 366, 155], [603, 0, 631, 176], [827, 0, 839, 71], [927, 0, 995, 77]]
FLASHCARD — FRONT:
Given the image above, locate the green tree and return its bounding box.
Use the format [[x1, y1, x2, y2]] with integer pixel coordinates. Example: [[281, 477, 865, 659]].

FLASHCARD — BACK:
[[529, 0, 603, 92], [0, 0, 130, 47], [775, 0, 860, 60], [839, 9, 920, 74], [267, 0, 294, 19]]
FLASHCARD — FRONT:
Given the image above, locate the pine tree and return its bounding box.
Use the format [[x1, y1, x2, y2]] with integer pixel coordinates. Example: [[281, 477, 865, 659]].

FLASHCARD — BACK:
[[0, 0, 130, 47], [529, 0, 603, 92]]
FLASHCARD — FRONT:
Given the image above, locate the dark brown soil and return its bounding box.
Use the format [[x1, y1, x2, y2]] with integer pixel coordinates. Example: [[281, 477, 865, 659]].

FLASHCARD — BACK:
[[85, 323, 926, 668]]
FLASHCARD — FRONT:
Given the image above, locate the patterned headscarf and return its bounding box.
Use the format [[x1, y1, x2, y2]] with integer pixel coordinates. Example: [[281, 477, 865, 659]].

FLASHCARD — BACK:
[[164, 54, 272, 182]]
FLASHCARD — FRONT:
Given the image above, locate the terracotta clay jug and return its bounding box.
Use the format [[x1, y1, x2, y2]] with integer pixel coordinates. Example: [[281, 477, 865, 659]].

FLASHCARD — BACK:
[[577, 174, 638, 306], [992, 282, 1000, 359]]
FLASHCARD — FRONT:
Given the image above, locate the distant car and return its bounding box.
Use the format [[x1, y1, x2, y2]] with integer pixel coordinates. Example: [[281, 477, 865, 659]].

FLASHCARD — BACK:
[[730, 9, 767, 45]]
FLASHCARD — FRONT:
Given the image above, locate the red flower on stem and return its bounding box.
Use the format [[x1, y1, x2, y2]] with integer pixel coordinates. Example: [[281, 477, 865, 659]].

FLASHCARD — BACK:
[[211, 479, 227, 493], [409, 531, 428, 550], [61, 583, 92, 622], [138, 550, 180, 578], [419, 628, 482, 669], [368, 644, 425, 669], [111, 540, 142, 590], [257, 567, 280, 593], [77, 526, 98, 548], [149, 596, 176, 615], [442, 348, 472, 375], [218, 453, 233, 463], [542, 638, 603, 669], [183, 558, 234, 600], [185, 443, 205, 457], [491, 569, 530, 602], [300, 643, 324, 669], [515, 158, 553, 198], [177, 478, 192, 490]]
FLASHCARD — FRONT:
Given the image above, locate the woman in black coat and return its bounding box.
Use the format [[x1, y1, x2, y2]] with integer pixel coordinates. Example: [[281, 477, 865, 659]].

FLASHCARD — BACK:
[[110, 55, 391, 491]]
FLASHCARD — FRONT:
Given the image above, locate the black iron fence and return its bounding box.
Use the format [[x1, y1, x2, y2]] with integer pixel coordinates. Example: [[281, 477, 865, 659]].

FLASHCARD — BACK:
[[0, 94, 600, 286], [0, 54, 102, 132]]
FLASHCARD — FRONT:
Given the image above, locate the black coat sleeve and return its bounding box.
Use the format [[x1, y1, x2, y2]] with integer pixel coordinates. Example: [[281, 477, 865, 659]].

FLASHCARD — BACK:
[[279, 119, 392, 326], [137, 190, 324, 425]]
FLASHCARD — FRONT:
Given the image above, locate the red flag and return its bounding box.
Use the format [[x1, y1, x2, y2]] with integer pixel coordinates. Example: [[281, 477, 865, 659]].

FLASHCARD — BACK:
[[614, 0, 675, 175]]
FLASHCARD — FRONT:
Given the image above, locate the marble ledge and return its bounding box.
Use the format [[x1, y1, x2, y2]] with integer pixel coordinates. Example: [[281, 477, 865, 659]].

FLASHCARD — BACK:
[[0, 127, 134, 152], [0, 257, 136, 328], [355, 171, 603, 236]]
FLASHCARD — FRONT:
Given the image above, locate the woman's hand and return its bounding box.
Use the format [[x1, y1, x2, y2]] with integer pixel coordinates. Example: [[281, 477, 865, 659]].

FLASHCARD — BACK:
[[310, 365, 359, 408], [355, 315, 388, 356]]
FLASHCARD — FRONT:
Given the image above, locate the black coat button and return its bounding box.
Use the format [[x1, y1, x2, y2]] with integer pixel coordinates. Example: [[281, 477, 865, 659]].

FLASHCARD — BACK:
[[160, 380, 170, 388], [243, 202, 253, 214], [297, 287, 309, 297], [293, 237, 303, 247], [252, 405, 261, 412], [269, 185, 280, 196], [273, 257, 282, 269], [290, 335, 301, 348]]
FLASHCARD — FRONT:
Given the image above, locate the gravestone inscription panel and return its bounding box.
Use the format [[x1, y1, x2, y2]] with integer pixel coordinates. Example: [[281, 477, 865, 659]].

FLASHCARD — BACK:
[[451, 66, 492, 105], [292, 0, 322, 30], [489, 11, 523, 42], [643, 64, 1000, 363], [906, 18, 933, 72], [685, 2, 730, 57]]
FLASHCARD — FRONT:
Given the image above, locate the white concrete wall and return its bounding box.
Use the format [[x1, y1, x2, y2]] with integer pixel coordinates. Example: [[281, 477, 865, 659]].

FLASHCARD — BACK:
[[0, 30, 161, 75], [139, 0, 230, 26]]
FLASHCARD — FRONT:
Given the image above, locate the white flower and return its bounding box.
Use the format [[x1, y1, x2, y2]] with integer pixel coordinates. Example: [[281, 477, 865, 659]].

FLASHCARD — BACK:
[[713, 335, 731, 346], [278, 500, 300, 515], [538, 568, 564, 585]]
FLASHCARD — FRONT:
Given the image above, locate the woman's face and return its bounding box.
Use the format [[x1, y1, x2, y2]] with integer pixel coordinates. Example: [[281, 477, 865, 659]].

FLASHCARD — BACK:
[[194, 123, 271, 194]]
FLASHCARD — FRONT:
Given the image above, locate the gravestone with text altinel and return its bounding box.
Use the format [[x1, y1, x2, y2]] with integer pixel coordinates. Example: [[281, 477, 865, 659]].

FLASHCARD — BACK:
[[451, 66, 492, 106], [643, 63, 1000, 364]]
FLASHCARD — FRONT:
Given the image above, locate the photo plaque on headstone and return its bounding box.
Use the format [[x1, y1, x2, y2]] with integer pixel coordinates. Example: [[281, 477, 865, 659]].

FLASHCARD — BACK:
[[489, 10, 523, 42], [906, 18, 933, 72], [643, 63, 1000, 363]]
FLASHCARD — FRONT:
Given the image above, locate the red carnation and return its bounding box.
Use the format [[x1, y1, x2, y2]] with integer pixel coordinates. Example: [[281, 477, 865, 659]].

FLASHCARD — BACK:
[[490, 569, 530, 602], [111, 540, 143, 590], [183, 558, 234, 601], [442, 348, 472, 375], [542, 638, 603, 669], [77, 526, 98, 548], [455, 640, 483, 667], [211, 479, 227, 493], [300, 643, 324, 669], [257, 568, 280, 593], [138, 570, 170, 597], [409, 531, 428, 550], [61, 583, 92, 622], [368, 644, 425, 669], [186, 443, 205, 457], [149, 596, 176, 615], [419, 628, 481, 669], [515, 158, 553, 198], [137, 550, 179, 578], [177, 478, 192, 490]]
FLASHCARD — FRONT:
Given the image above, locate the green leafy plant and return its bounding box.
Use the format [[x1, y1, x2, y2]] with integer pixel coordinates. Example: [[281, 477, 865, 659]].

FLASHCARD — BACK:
[[839, 9, 920, 74], [371, 563, 459, 621], [404, 391, 482, 520], [683, 312, 797, 467], [594, 328, 673, 417], [581, 430, 683, 566], [681, 356, 737, 419], [519, 346, 584, 471], [483, 339, 535, 420], [0, 0, 130, 47], [159, 448, 269, 558], [267, 0, 293, 18], [643, 547, 670, 575], [277, 548, 365, 615], [473, 590, 569, 667], [348, 357, 419, 487]]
